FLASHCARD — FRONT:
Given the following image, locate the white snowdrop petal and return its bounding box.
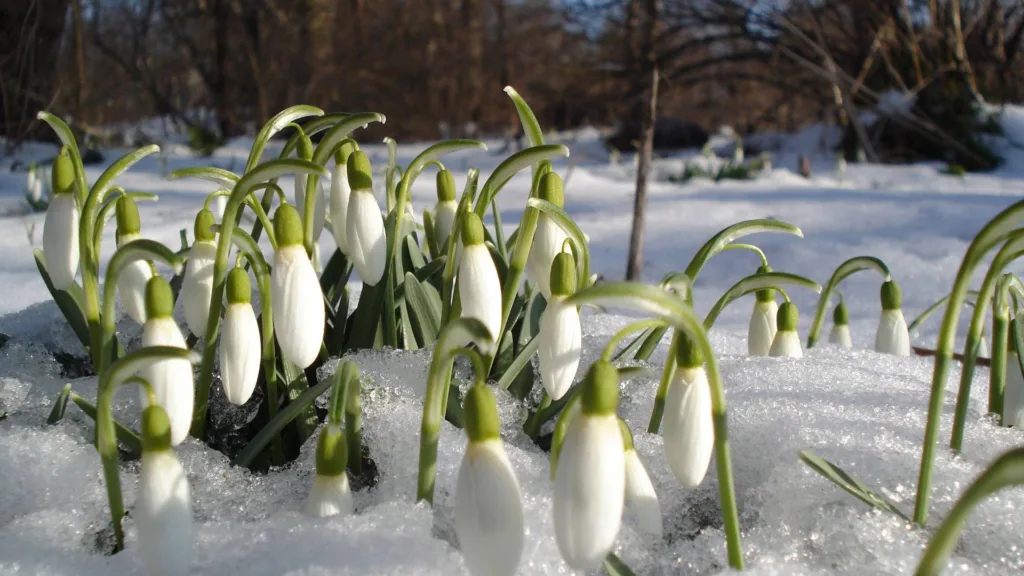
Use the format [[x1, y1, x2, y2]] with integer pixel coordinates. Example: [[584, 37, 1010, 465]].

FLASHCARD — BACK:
[[304, 474, 354, 518], [526, 214, 568, 298], [329, 163, 351, 254], [42, 193, 80, 290], [663, 367, 714, 489], [140, 318, 194, 446], [271, 245, 325, 369], [136, 450, 192, 576], [180, 240, 217, 338], [769, 330, 804, 358], [829, 324, 853, 348], [455, 440, 525, 576], [458, 244, 502, 350], [874, 309, 910, 356], [553, 414, 625, 571], [220, 303, 261, 405], [346, 190, 387, 286], [748, 300, 777, 356], [117, 256, 153, 325], [434, 200, 458, 249], [624, 449, 663, 540], [538, 296, 582, 400], [1004, 351, 1024, 427]]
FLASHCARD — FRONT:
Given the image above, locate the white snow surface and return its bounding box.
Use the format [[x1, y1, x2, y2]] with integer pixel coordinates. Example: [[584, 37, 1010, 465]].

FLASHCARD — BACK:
[[2, 114, 1024, 574]]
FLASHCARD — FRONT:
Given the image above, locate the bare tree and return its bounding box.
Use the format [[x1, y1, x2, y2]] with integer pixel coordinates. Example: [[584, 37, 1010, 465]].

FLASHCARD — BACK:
[[626, 0, 660, 281]]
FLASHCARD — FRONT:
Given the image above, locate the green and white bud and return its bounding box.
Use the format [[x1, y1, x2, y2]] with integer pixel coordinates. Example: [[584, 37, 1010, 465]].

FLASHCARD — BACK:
[[553, 361, 625, 570], [748, 265, 778, 356], [180, 210, 217, 338], [434, 170, 459, 249], [538, 253, 581, 400], [620, 421, 662, 540], [305, 424, 353, 518], [114, 196, 152, 324], [769, 301, 803, 358], [42, 148, 79, 290], [664, 334, 714, 488], [526, 172, 569, 300], [140, 276, 194, 446], [220, 267, 260, 405], [271, 204, 325, 369], [345, 151, 386, 285], [455, 385, 524, 576], [829, 301, 852, 348], [136, 405, 192, 576], [457, 212, 502, 354], [875, 281, 909, 356]]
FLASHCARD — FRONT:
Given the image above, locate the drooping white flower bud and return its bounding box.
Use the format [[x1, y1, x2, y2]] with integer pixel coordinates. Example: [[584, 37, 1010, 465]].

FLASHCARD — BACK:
[[769, 302, 803, 358], [455, 385, 524, 576], [458, 212, 502, 353], [663, 336, 714, 489], [553, 361, 625, 571], [271, 204, 325, 369], [220, 267, 261, 405], [346, 151, 387, 286], [42, 149, 79, 290], [538, 253, 581, 400], [620, 421, 662, 540], [179, 210, 217, 338], [140, 277, 194, 447], [875, 281, 910, 356], [434, 170, 458, 250], [829, 300, 852, 349], [329, 147, 354, 255], [748, 265, 777, 356], [526, 173, 569, 300], [305, 424, 354, 518], [136, 405, 192, 576], [115, 196, 152, 325]]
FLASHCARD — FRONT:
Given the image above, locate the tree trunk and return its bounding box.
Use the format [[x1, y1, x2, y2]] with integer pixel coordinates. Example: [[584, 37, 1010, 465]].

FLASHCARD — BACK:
[[72, 0, 86, 121], [626, 0, 660, 281], [462, 0, 483, 132]]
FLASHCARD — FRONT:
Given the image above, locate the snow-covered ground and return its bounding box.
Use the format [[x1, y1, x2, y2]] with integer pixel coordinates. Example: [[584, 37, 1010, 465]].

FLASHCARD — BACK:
[[1, 110, 1024, 574]]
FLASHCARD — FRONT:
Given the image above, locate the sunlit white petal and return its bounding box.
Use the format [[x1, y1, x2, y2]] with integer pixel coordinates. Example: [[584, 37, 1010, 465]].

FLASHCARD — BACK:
[[874, 309, 910, 356], [538, 296, 582, 400], [271, 245, 325, 369], [140, 317, 194, 446], [458, 244, 502, 352], [624, 449, 662, 540], [747, 300, 777, 356], [116, 234, 152, 325], [663, 367, 714, 489], [455, 439, 524, 576], [329, 163, 351, 254], [43, 193, 80, 290], [434, 200, 458, 249], [136, 450, 192, 576], [526, 214, 568, 299], [295, 174, 326, 241], [180, 240, 217, 338], [346, 190, 386, 286], [304, 473, 353, 518], [221, 302, 261, 405], [829, 324, 853, 349], [769, 330, 803, 358]]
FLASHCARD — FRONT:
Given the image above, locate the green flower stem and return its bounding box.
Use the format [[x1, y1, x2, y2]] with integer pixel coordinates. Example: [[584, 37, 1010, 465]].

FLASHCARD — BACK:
[[806, 256, 890, 349], [384, 138, 399, 212], [203, 189, 230, 211], [441, 195, 473, 325], [914, 447, 1024, 575], [346, 370, 363, 476], [914, 198, 1024, 527], [171, 159, 328, 440], [564, 282, 743, 569], [99, 240, 184, 373], [647, 337, 677, 434], [703, 271, 821, 328], [602, 319, 670, 362], [96, 347, 198, 551], [223, 226, 282, 464], [907, 290, 982, 334], [720, 242, 769, 266], [248, 182, 285, 245], [549, 390, 582, 480], [416, 318, 491, 504], [990, 303, 1010, 422], [241, 196, 277, 250], [949, 239, 1024, 451], [244, 105, 324, 174], [523, 390, 551, 438]]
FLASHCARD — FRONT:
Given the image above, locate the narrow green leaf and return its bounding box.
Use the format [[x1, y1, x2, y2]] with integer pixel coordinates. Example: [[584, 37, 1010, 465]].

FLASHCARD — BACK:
[[603, 553, 638, 576], [504, 86, 545, 148], [33, 249, 90, 351], [233, 376, 334, 467], [798, 450, 910, 521], [807, 256, 892, 348], [475, 145, 569, 216], [92, 146, 160, 200], [36, 112, 88, 203], [69, 393, 142, 456], [47, 384, 73, 424], [246, 105, 324, 171], [405, 272, 442, 346], [704, 271, 822, 328], [312, 113, 385, 166], [166, 166, 239, 189], [497, 334, 539, 390], [282, 359, 317, 442], [684, 219, 804, 281], [403, 236, 428, 272]]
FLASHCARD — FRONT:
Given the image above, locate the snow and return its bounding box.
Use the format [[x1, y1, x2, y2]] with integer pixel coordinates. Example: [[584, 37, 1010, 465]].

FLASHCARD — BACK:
[[2, 111, 1024, 574]]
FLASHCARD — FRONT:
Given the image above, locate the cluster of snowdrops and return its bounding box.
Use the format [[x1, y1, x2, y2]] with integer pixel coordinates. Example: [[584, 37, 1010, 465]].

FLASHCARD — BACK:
[[30, 90, 1024, 576]]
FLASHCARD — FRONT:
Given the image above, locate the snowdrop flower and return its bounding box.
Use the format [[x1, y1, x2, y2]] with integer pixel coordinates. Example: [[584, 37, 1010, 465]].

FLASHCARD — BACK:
[[553, 361, 625, 571], [271, 204, 325, 369], [663, 335, 714, 489], [179, 210, 217, 338], [294, 135, 326, 241], [220, 267, 260, 405], [329, 146, 354, 255], [538, 252, 581, 400], [434, 169, 459, 250], [747, 265, 778, 356], [42, 149, 79, 290], [829, 300, 852, 349], [346, 151, 386, 286], [26, 162, 43, 203], [136, 405, 192, 576], [526, 172, 569, 300], [114, 196, 153, 325], [305, 423, 353, 518], [455, 384, 524, 576], [769, 301, 803, 358], [458, 212, 502, 354], [140, 276, 194, 446], [1003, 334, 1024, 427], [874, 280, 910, 356], [620, 420, 662, 540]]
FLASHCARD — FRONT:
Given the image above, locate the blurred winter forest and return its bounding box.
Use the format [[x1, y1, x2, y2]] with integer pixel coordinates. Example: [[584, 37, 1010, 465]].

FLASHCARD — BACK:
[[4, 0, 1024, 165]]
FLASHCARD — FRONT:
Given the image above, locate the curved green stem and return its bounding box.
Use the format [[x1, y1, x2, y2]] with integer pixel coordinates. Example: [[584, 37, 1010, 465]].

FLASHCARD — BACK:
[[990, 289, 1011, 422], [807, 256, 891, 349], [416, 318, 492, 504], [93, 191, 158, 258], [914, 198, 1024, 527], [244, 105, 324, 173], [565, 282, 744, 569], [683, 219, 803, 284], [526, 197, 590, 292], [703, 271, 821, 329], [907, 290, 982, 334], [914, 447, 1024, 575], [949, 241, 1024, 451], [721, 242, 769, 267], [602, 319, 670, 361]]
